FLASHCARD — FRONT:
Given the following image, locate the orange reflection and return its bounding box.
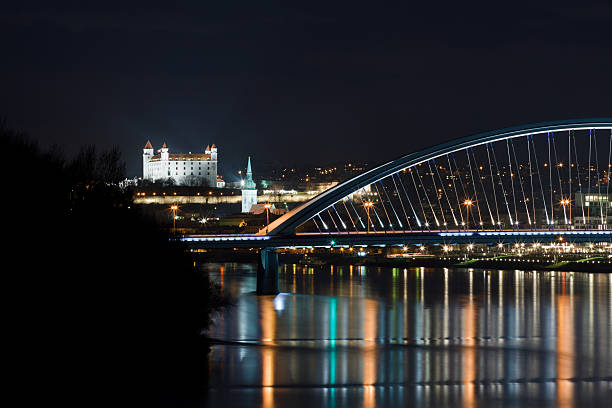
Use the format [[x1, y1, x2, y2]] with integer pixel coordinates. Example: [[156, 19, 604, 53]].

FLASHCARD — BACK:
[[556, 291, 575, 406], [463, 293, 476, 407], [262, 386, 274, 408], [363, 299, 378, 387], [362, 296, 377, 408], [364, 385, 375, 408], [260, 296, 276, 407]]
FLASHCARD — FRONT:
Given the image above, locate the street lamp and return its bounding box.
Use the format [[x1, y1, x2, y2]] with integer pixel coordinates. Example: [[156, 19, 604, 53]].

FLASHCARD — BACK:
[[364, 201, 374, 233], [560, 198, 571, 226], [264, 203, 272, 233], [170, 205, 179, 234], [463, 199, 473, 230]]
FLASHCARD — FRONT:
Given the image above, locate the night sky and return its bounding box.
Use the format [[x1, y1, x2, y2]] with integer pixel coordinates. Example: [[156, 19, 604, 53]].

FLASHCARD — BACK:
[[1, 1, 611, 178]]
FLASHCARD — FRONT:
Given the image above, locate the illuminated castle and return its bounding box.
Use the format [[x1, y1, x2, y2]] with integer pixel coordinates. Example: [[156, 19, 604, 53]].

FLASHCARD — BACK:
[[142, 141, 218, 187]]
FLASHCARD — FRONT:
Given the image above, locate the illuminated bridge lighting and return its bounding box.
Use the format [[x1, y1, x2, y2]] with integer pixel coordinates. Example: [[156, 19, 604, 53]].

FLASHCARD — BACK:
[[180, 235, 271, 242], [476, 230, 612, 236], [257, 119, 612, 238]]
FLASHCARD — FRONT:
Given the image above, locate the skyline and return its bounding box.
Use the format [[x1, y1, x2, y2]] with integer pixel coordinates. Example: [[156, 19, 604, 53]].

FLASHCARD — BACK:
[[1, 1, 611, 175]]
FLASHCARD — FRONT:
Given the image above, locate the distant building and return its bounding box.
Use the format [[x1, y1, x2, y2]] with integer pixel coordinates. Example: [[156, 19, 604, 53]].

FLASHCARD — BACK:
[[142, 141, 218, 187], [573, 192, 612, 228], [216, 175, 226, 188], [241, 157, 258, 213]]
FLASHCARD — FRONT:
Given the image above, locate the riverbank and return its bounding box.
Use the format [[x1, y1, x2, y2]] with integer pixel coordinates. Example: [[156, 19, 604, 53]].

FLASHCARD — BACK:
[[193, 250, 612, 273]]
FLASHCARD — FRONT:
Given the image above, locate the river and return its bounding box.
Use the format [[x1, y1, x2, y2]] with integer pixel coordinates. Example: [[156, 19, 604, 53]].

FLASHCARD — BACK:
[[203, 263, 612, 407]]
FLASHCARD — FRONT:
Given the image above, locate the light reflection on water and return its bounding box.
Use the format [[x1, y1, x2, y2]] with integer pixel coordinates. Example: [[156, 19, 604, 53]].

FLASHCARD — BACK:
[[205, 264, 612, 407]]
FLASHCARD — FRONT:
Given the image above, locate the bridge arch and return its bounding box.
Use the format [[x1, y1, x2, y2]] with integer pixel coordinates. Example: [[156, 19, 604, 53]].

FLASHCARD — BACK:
[[261, 119, 612, 236]]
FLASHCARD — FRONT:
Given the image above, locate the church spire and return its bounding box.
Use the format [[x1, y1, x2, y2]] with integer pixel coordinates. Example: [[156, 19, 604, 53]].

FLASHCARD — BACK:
[[244, 156, 256, 190]]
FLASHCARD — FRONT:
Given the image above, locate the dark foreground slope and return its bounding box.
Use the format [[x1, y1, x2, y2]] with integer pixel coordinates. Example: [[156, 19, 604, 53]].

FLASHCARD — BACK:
[[3, 124, 222, 406]]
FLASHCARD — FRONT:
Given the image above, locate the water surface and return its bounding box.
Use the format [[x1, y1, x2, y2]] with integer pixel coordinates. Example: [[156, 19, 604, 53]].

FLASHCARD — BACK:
[[205, 264, 612, 407]]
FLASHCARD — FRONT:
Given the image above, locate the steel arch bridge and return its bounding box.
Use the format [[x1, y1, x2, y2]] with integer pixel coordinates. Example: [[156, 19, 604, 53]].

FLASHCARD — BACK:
[[259, 118, 612, 238]]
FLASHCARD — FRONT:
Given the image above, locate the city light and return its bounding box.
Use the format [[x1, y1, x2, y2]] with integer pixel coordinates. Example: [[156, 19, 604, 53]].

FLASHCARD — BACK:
[[170, 205, 179, 234], [364, 201, 374, 233]]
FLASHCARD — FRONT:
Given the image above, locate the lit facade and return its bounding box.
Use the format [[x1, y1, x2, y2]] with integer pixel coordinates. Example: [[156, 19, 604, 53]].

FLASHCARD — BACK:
[[242, 157, 257, 213], [142, 141, 218, 187]]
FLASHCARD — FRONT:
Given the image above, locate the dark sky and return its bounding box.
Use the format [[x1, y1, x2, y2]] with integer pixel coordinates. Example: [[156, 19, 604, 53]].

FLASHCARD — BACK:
[[1, 1, 611, 178]]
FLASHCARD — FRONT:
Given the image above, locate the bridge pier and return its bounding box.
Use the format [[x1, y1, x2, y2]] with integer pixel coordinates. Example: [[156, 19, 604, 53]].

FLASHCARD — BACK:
[[257, 247, 279, 295]]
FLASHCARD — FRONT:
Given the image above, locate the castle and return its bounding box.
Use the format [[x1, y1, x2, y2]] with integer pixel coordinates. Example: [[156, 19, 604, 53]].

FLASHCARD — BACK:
[[142, 141, 218, 187]]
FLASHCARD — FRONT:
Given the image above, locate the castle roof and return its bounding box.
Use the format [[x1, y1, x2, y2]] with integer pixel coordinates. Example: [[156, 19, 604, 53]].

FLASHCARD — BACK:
[[211, 143, 217, 149], [149, 153, 212, 162], [144, 140, 153, 149], [162, 142, 167, 149], [205, 145, 210, 151]]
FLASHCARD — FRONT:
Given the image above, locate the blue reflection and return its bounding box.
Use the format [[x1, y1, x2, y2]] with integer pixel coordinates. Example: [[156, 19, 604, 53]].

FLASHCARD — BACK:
[[273, 293, 289, 312]]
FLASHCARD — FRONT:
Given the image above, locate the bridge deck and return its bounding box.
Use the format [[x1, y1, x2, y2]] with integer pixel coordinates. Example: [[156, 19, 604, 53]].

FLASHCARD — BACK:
[[180, 229, 612, 249]]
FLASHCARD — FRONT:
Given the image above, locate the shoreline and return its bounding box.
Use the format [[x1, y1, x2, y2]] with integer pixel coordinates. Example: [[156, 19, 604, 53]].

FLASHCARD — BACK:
[[193, 252, 612, 273]]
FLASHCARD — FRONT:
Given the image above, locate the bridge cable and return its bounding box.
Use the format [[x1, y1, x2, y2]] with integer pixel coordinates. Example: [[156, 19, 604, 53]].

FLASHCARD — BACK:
[[312, 216, 322, 233], [361, 187, 385, 229], [373, 182, 394, 231], [414, 164, 440, 228], [571, 132, 587, 226], [410, 167, 435, 229], [490, 142, 514, 226], [593, 130, 604, 225], [588, 130, 593, 224], [433, 158, 458, 227], [325, 209, 340, 232], [452, 152, 475, 225], [607, 131, 612, 228], [465, 148, 485, 229], [506, 140, 519, 228], [317, 213, 328, 230], [547, 133, 555, 226], [379, 180, 403, 230], [394, 172, 421, 228], [551, 133, 567, 224], [510, 139, 532, 227], [341, 199, 358, 232], [470, 148, 494, 228], [347, 196, 366, 229], [485, 144, 501, 226], [390, 173, 412, 231], [427, 160, 448, 229], [357, 190, 377, 232], [446, 154, 465, 227], [331, 205, 347, 230], [526, 136, 537, 225], [568, 131, 572, 226], [407, 168, 429, 229], [530, 135, 550, 226]]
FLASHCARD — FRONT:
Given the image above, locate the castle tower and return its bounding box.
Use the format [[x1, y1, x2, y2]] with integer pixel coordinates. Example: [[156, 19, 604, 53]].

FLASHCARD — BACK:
[[241, 156, 257, 213], [143, 140, 153, 179], [210, 143, 218, 161], [160, 142, 169, 161]]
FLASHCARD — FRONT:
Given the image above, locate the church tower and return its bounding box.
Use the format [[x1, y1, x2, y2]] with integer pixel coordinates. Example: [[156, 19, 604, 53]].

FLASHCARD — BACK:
[[241, 156, 258, 213]]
